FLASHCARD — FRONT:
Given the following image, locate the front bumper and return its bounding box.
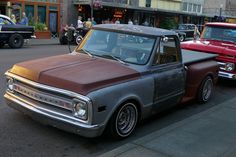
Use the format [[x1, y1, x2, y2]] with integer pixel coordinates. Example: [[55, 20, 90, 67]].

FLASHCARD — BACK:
[[4, 92, 105, 138], [218, 71, 236, 79]]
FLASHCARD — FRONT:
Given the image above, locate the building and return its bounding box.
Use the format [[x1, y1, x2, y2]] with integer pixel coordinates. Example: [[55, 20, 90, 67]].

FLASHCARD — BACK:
[[0, 0, 62, 36], [203, 0, 236, 23]]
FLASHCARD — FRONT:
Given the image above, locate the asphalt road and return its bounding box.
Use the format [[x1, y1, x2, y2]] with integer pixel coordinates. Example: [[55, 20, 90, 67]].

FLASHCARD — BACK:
[[0, 44, 236, 157]]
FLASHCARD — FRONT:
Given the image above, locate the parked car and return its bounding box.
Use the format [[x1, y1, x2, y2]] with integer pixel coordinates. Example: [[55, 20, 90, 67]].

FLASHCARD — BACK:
[[181, 22, 236, 80], [4, 24, 218, 139], [0, 14, 35, 48], [173, 24, 196, 41]]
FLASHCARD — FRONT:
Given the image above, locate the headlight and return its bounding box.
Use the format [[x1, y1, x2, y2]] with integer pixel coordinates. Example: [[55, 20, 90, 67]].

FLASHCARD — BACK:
[[225, 63, 235, 72], [72, 99, 88, 120], [6, 77, 14, 92]]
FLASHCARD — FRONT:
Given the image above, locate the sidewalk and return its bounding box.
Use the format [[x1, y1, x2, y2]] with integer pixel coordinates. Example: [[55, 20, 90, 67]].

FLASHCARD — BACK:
[[26, 38, 59, 46], [99, 97, 236, 157]]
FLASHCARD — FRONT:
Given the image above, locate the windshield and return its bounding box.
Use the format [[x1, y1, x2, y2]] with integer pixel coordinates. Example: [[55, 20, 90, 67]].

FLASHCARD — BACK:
[[201, 26, 236, 43], [76, 29, 156, 65]]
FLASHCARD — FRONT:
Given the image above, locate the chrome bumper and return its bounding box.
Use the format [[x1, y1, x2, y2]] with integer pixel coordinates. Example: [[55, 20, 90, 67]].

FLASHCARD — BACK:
[[218, 71, 236, 79], [4, 92, 105, 138]]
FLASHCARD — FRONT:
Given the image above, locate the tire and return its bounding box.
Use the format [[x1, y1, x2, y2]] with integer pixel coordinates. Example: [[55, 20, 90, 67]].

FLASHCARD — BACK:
[[0, 42, 4, 48], [107, 102, 138, 139], [179, 35, 185, 42], [76, 35, 83, 45], [197, 76, 213, 103], [8, 34, 24, 48]]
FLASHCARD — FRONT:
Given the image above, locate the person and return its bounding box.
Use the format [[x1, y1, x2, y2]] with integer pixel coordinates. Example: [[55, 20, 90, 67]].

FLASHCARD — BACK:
[[128, 19, 133, 25], [142, 20, 149, 26], [91, 17, 97, 25], [84, 18, 92, 29], [19, 12, 28, 25], [10, 14, 17, 23], [115, 18, 120, 24], [194, 24, 200, 40], [77, 16, 83, 29]]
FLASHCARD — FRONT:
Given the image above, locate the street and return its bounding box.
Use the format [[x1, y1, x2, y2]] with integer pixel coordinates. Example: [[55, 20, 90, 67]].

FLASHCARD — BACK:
[[0, 43, 236, 157]]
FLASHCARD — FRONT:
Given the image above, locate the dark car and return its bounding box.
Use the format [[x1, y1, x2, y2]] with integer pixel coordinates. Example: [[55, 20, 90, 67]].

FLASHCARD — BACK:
[[173, 24, 196, 41], [0, 14, 35, 48]]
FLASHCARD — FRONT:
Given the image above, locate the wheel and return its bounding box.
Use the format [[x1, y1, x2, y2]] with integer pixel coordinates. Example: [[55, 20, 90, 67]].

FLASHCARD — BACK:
[[179, 35, 185, 42], [8, 34, 24, 48], [197, 76, 213, 103], [0, 42, 4, 48], [76, 35, 83, 45], [107, 102, 138, 139]]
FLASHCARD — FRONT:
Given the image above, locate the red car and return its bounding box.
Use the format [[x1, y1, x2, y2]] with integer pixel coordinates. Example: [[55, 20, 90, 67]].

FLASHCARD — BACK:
[[181, 22, 236, 79]]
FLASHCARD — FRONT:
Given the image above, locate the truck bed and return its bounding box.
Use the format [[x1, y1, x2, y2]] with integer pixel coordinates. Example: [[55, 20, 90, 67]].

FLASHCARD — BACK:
[[182, 49, 218, 65]]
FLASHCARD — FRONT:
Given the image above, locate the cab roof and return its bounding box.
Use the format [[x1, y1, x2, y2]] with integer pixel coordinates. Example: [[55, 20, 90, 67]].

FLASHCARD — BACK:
[[205, 22, 236, 28], [92, 24, 177, 37]]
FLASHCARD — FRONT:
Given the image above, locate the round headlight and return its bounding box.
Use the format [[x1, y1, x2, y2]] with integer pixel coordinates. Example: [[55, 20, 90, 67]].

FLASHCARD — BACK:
[[73, 100, 88, 120], [225, 63, 235, 72], [7, 78, 14, 91]]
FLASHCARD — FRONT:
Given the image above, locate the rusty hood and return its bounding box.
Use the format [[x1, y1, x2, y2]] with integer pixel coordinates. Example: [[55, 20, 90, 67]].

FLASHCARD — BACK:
[[10, 53, 140, 95]]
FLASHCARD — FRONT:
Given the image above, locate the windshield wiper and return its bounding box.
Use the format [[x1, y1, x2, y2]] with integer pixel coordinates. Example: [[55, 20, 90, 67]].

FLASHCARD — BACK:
[[81, 48, 93, 57], [101, 54, 126, 64]]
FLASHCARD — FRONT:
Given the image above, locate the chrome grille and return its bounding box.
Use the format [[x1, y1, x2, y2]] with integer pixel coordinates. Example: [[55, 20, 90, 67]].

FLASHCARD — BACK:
[[12, 82, 73, 111]]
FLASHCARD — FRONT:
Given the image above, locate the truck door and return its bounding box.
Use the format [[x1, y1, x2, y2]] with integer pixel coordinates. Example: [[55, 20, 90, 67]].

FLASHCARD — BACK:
[[151, 36, 185, 110]]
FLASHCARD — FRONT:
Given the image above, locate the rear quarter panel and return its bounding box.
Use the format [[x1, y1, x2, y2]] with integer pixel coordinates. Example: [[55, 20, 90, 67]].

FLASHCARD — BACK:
[[182, 60, 219, 102]]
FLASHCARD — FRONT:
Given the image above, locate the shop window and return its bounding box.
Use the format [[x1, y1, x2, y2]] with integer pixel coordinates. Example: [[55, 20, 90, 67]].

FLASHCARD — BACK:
[[25, 5, 34, 24], [38, 6, 46, 23], [146, 0, 151, 7]]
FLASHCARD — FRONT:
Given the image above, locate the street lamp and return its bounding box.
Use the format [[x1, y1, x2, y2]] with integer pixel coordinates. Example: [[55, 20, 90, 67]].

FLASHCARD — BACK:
[[219, 4, 223, 17]]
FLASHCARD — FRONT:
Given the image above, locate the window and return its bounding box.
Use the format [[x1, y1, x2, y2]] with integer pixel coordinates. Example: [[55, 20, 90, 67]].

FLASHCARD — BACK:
[[182, 2, 188, 11], [0, 17, 13, 25], [25, 5, 34, 23], [153, 37, 178, 65], [146, 0, 151, 7], [188, 3, 193, 12], [38, 6, 46, 23], [193, 4, 197, 12], [197, 4, 202, 13]]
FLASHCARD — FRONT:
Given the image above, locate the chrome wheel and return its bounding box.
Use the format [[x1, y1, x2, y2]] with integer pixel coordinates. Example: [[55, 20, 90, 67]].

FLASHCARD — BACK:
[[197, 76, 213, 103], [202, 78, 213, 101], [115, 103, 138, 137], [76, 36, 83, 45]]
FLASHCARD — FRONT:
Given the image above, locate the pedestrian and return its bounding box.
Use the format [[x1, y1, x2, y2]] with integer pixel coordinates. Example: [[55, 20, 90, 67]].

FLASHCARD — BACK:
[[142, 20, 149, 26], [91, 17, 97, 25], [115, 18, 120, 24], [84, 18, 92, 29], [19, 12, 29, 25], [128, 19, 133, 25], [10, 14, 17, 23], [77, 16, 83, 29], [194, 24, 200, 40]]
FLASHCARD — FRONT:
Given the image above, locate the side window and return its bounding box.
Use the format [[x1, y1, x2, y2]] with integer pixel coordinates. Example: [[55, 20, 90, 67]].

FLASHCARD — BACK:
[[0, 17, 12, 25], [153, 36, 179, 65]]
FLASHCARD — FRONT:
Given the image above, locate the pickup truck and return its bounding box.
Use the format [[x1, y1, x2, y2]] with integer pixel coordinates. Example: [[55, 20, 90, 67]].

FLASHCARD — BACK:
[[4, 24, 218, 139], [181, 22, 236, 79], [172, 24, 196, 41], [0, 14, 35, 48]]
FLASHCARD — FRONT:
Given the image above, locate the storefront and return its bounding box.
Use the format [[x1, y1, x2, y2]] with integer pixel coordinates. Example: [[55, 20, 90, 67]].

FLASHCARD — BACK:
[[0, 0, 61, 37]]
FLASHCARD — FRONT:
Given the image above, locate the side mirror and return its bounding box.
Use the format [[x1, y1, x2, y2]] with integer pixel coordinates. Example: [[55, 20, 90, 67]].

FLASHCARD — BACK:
[[67, 27, 75, 42]]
